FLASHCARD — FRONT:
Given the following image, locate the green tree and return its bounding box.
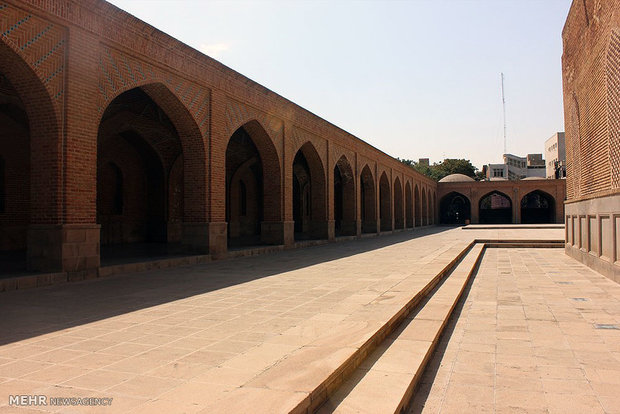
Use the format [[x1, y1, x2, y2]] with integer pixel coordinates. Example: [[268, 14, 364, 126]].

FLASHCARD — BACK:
[[398, 158, 479, 181]]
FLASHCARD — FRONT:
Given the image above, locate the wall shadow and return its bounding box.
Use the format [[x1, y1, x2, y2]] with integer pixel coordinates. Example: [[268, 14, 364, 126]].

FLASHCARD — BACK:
[[0, 226, 452, 346]]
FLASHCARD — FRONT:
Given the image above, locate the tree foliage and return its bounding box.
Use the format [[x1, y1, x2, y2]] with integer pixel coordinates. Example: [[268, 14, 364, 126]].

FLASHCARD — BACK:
[[397, 158, 479, 181]]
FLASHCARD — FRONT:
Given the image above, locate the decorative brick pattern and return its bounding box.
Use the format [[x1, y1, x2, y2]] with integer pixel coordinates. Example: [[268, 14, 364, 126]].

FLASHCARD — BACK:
[[1, 0, 441, 277], [608, 29, 620, 190], [225, 98, 283, 153], [291, 126, 327, 162], [98, 46, 211, 134], [563, 0, 619, 202], [566, 96, 581, 200], [563, 0, 620, 281], [0, 2, 66, 103]]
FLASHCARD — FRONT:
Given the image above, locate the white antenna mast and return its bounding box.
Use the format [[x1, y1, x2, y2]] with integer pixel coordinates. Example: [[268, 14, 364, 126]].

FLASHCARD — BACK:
[[501, 73, 507, 154]]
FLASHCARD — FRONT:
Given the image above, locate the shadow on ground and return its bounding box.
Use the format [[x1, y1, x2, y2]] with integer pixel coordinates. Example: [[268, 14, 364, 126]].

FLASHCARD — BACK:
[[0, 226, 452, 346]]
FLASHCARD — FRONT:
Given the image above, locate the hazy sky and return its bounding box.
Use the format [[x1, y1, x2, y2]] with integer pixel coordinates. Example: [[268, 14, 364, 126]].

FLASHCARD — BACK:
[[106, 0, 572, 170]]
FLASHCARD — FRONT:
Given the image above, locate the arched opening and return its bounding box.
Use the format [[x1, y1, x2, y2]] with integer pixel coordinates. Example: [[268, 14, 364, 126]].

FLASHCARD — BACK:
[[479, 191, 512, 224], [379, 172, 392, 231], [360, 165, 376, 233], [226, 127, 262, 247], [0, 72, 30, 273], [414, 185, 421, 227], [293, 142, 326, 240], [428, 193, 437, 224], [422, 189, 428, 226], [394, 177, 404, 229], [97, 87, 185, 261], [334, 156, 355, 236], [405, 182, 413, 228], [521, 190, 555, 224], [440, 192, 471, 224]]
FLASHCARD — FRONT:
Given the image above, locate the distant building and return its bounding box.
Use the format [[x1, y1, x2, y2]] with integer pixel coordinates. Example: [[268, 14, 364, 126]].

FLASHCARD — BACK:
[[487, 163, 508, 180], [418, 158, 430, 167], [544, 132, 566, 179], [484, 153, 546, 180]]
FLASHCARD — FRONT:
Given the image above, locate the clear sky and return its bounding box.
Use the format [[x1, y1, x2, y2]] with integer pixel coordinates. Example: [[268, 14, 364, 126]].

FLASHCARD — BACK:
[[106, 0, 572, 170]]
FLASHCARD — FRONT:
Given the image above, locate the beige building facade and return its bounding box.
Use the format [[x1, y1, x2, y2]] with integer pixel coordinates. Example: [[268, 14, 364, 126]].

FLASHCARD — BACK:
[[545, 132, 566, 179]]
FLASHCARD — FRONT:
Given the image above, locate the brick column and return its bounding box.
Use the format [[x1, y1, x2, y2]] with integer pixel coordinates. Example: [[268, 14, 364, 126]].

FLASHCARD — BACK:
[[203, 89, 228, 257], [282, 122, 295, 246], [31, 27, 101, 277]]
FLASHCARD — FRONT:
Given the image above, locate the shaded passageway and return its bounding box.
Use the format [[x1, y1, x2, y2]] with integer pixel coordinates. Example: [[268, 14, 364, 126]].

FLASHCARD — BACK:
[[479, 191, 512, 224], [334, 156, 356, 236], [360, 165, 377, 233], [521, 190, 555, 224], [293, 142, 327, 240], [394, 177, 404, 229], [380, 172, 392, 231], [440, 192, 471, 225], [405, 182, 413, 228]]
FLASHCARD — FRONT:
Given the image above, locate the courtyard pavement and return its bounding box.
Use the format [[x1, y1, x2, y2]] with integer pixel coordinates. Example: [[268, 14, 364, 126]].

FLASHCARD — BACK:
[[3, 226, 610, 413], [410, 247, 620, 414]]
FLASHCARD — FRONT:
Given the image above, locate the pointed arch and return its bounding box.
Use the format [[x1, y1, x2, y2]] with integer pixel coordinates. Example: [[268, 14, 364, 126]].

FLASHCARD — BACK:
[[422, 188, 428, 226], [414, 184, 421, 227], [334, 155, 356, 236], [100, 83, 208, 223], [440, 192, 471, 224], [226, 120, 282, 246], [433, 192, 437, 224], [394, 177, 404, 229], [379, 172, 392, 231], [479, 190, 512, 224], [0, 38, 61, 272], [360, 165, 376, 233], [0, 37, 61, 225], [405, 181, 413, 228], [293, 141, 327, 240], [520, 190, 555, 224], [97, 84, 208, 256]]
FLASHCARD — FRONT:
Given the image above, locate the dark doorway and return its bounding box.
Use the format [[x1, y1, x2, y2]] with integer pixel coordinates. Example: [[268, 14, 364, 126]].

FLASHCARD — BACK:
[[0, 72, 30, 274], [334, 156, 355, 236], [394, 178, 404, 229], [479, 191, 512, 224], [405, 182, 413, 228], [97, 87, 184, 262], [379, 173, 392, 231], [415, 185, 421, 227], [360, 165, 376, 233], [292, 142, 326, 240], [226, 126, 263, 247], [440, 192, 471, 224], [521, 190, 555, 223]]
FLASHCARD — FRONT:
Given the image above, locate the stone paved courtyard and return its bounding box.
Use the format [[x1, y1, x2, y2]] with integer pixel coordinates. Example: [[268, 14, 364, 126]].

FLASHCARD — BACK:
[[411, 248, 620, 414], [2, 226, 618, 413]]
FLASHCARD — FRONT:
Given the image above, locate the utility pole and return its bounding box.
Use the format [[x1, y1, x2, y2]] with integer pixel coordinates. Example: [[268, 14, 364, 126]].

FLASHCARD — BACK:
[[501, 73, 507, 155]]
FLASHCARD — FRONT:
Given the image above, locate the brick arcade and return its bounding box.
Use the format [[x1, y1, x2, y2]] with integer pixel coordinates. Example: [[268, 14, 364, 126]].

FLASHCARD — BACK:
[[0, 0, 566, 282]]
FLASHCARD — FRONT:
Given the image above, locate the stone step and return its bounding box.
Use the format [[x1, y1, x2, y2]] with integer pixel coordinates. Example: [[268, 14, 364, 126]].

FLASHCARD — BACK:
[[317, 243, 485, 414], [204, 241, 476, 414]]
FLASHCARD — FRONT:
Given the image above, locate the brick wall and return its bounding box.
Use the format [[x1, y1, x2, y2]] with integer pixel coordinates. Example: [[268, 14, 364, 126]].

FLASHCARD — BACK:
[[0, 0, 437, 275], [563, 0, 619, 202], [563, 0, 620, 282]]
